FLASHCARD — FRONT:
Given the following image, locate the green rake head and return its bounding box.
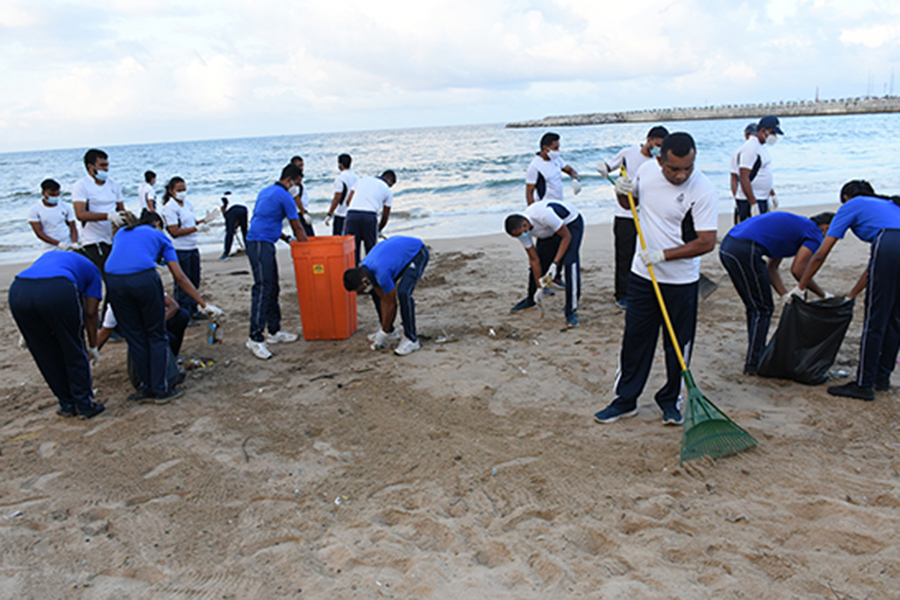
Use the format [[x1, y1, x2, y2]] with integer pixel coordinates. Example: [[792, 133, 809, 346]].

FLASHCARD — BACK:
[[680, 371, 757, 465]]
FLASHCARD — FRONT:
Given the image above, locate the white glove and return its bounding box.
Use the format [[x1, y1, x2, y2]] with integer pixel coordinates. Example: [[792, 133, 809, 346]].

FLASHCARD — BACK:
[[822, 291, 834, 300], [196, 222, 210, 233], [596, 162, 610, 177], [783, 285, 805, 305], [540, 263, 558, 288], [614, 175, 634, 196], [202, 304, 224, 319], [57, 241, 72, 251], [108, 212, 126, 227], [284, 235, 297, 243], [770, 193, 779, 210], [370, 329, 389, 350], [533, 287, 544, 306], [71, 241, 82, 251], [204, 208, 221, 223], [571, 179, 582, 195], [302, 212, 313, 226], [18, 334, 26, 349], [324, 214, 333, 228], [88, 346, 99, 366], [639, 248, 666, 266]]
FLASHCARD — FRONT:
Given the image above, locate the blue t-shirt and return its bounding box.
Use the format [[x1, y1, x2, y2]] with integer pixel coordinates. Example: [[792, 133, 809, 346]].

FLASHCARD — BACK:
[[16, 251, 103, 299], [827, 196, 900, 243], [105, 225, 178, 275], [247, 183, 299, 243], [361, 236, 425, 294], [727, 212, 824, 258]]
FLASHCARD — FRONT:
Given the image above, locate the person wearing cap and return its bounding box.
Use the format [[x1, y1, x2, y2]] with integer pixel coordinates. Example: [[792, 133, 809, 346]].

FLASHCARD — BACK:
[[504, 198, 583, 328], [219, 192, 248, 259], [719, 211, 834, 376], [525, 132, 581, 206], [733, 115, 783, 223], [597, 125, 669, 309]]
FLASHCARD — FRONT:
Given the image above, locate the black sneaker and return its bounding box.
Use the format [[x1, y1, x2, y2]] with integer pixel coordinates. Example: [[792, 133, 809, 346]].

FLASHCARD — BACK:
[[56, 404, 77, 418], [148, 388, 183, 405], [128, 389, 150, 402], [743, 365, 758, 376], [593, 403, 639, 424], [827, 382, 874, 401], [661, 405, 684, 426], [193, 312, 209, 321], [875, 379, 891, 392], [511, 298, 536, 312], [77, 403, 105, 419]]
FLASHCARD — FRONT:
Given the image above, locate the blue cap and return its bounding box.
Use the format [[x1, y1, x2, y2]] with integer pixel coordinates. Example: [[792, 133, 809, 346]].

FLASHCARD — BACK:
[[757, 115, 784, 135], [744, 123, 757, 135]]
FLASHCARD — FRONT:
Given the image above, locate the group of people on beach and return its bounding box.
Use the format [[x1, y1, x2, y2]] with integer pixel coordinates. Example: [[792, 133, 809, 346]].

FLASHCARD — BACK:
[[11, 117, 900, 424]]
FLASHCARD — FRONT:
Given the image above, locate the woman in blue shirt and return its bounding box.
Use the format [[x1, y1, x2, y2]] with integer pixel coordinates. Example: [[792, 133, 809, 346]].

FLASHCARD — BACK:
[[798, 180, 900, 400], [9, 251, 105, 418], [105, 212, 223, 403], [719, 211, 833, 375]]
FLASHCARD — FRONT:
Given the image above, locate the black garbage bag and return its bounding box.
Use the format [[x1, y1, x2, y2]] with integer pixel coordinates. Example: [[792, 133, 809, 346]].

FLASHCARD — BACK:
[[757, 296, 855, 385]]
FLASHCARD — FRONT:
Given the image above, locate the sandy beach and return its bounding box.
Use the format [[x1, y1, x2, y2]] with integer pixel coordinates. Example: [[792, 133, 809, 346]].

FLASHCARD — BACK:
[[1, 206, 899, 599]]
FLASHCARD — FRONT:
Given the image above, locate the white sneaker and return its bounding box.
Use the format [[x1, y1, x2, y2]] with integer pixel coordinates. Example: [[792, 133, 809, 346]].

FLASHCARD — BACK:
[[394, 337, 420, 356], [267, 331, 298, 344], [246, 339, 272, 360], [367, 329, 401, 343]]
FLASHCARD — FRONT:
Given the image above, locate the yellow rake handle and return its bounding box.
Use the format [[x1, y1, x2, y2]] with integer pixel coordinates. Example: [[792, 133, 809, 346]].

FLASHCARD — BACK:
[[621, 166, 688, 372]]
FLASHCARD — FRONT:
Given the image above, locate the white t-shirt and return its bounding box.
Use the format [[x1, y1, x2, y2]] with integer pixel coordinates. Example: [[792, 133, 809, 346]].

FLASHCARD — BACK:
[[734, 137, 773, 201], [28, 201, 75, 251], [137, 182, 157, 212], [161, 198, 199, 251], [607, 145, 652, 219], [518, 199, 581, 249], [630, 161, 718, 285], [333, 169, 359, 218], [70, 175, 123, 245], [298, 186, 310, 211], [347, 176, 393, 214], [525, 155, 565, 201]]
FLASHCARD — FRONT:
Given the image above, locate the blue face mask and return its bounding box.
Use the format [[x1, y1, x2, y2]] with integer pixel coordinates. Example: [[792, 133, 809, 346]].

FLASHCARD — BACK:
[[649, 146, 662, 158], [518, 230, 530, 242], [94, 169, 109, 182], [45, 194, 60, 205]]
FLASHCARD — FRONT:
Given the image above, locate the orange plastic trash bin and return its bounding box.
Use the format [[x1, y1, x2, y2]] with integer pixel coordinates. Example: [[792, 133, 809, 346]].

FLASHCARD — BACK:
[[290, 236, 358, 340]]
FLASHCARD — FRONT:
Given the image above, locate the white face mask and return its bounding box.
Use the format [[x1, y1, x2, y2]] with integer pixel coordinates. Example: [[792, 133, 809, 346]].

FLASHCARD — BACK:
[[94, 169, 109, 182], [288, 185, 300, 197], [362, 282, 373, 294], [45, 194, 60, 205], [766, 133, 778, 146], [174, 191, 187, 202], [548, 150, 561, 160]]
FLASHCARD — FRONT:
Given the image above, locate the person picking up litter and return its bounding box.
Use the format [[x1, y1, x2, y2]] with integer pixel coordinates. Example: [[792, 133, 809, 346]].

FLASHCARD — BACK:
[[343, 236, 430, 356], [504, 198, 583, 328]]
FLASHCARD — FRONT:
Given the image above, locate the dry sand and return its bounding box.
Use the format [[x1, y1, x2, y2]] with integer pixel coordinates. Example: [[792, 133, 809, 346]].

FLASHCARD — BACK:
[[1, 207, 898, 599]]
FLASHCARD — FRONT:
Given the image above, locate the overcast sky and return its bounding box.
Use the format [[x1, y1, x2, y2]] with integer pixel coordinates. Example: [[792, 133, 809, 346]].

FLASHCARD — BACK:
[[1, 0, 898, 152]]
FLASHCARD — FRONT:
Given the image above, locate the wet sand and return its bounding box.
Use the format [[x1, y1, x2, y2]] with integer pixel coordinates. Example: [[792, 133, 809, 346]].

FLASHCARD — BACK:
[[1, 206, 899, 598]]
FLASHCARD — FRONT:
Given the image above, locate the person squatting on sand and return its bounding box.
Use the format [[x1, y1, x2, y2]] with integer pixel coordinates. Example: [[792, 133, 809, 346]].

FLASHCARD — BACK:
[[245, 164, 309, 360], [796, 180, 900, 401], [719, 211, 834, 376], [9, 251, 106, 419], [28, 178, 80, 252], [593, 132, 718, 427], [104, 211, 223, 404], [343, 236, 430, 357], [525, 132, 581, 205], [597, 125, 669, 309], [505, 199, 583, 328]]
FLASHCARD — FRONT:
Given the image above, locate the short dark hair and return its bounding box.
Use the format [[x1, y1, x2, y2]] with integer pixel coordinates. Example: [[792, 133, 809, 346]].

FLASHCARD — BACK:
[[290, 155, 303, 165], [40, 179, 60, 192], [839, 180, 875, 203], [380, 170, 396, 185], [281, 164, 302, 181], [343, 268, 366, 291], [83, 148, 107, 169], [660, 132, 696, 161], [647, 126, 669, 140], [504, 214, 528, 235], [144, 170, 156, 183], [810, 212, 835, 226], [539, 132, 560, 150], [338, 153, 352, 169]]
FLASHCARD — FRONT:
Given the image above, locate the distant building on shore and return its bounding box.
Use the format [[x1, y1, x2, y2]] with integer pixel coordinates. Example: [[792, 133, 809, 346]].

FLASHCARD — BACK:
[[507, 96, 900, 129]]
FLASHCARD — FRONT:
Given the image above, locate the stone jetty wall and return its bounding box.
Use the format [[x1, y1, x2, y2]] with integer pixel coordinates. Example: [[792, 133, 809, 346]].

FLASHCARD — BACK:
[[506, 97, 900, 128]]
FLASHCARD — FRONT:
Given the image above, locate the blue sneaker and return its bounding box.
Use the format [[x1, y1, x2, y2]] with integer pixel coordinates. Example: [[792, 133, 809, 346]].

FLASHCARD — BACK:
[[566, 312, 579, 328], [661, 404, 684, 426], [543, 287, 555, 296], [593, 403, 638, 424], [511, 298, 536, 312]]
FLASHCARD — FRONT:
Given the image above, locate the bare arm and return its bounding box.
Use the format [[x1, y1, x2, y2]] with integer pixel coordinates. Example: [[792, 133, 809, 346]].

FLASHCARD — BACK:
[[72, 201, 112, 223], [288, 218, 308, 242], [662, 230, 717, 261], [29, 221, 62, 246], [738, 168, 757, 205], [83, 297, 100, 348], [96, 327, 113, 351], [798, 236, 838, 291], [616, 190, 639, 211], [790, 246, 825, 297], [730, 173, 738, 197], [378, 206, 391, 232], [328, 191, 342, 216], [562, 165, 579, 180], [168, 260, 207, 309], [167, 223, 199, 238], [164, 295, 179, 321], [552, 224, 572, 265], [848, 270, 868, 300], [525, 246, 543, 289], [374, 288, 398, 332], [525, 183, 537, 206], [68, 221, 78, 243], [767, 257, 787, 296]]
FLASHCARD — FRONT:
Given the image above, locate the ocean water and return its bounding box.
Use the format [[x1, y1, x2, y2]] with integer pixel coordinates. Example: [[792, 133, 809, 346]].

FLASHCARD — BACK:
[[1, 113, 898, 265]]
